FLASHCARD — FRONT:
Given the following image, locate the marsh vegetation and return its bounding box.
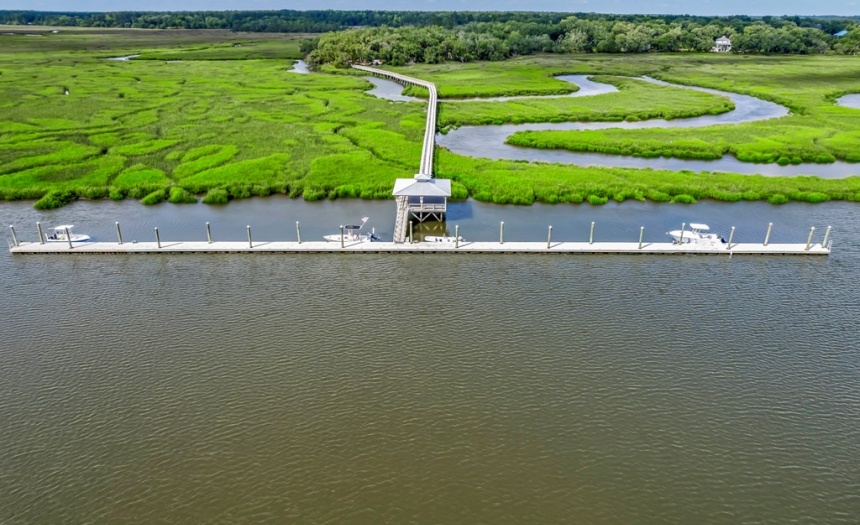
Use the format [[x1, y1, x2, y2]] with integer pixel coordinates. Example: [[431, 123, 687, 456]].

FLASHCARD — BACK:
[[1, 29, 859, 208]]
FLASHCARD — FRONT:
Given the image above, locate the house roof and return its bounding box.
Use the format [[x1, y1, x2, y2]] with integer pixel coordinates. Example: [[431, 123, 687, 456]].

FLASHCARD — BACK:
[[392, 176, 452, 197]]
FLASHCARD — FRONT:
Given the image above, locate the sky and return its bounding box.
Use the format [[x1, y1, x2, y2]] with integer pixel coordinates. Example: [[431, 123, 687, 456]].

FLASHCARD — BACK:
[[2, 0, 859, 16]]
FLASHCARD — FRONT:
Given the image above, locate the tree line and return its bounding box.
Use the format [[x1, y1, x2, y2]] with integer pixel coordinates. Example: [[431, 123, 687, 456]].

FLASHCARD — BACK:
[[2, 10, 858, 61]]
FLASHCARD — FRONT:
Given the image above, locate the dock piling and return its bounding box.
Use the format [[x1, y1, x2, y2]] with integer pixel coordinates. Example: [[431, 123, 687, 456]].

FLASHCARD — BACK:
[[638, 226, 644, 249], [155, 227, 161, 249], [679, 223, 686, 245], [65, 227, 73, 249], [455, 225, 460, 249], [206, 222, 212, 244], [409, 221, 413, 244], [764, 222, 773, 246], [727, 226, 735, 250], [589, 222, 595, 245], [115, 222, 123, 245], [500, 221, 504, 245], [247, 225, 253, 249], [822, 225, 832, 248], [547, 225, 553, 249], [805, 226, 815, 251], [296, 221, 302, 244], [37, 222, 44, 245], [9, 225, 19, 247], [340, 225, 344, 249]]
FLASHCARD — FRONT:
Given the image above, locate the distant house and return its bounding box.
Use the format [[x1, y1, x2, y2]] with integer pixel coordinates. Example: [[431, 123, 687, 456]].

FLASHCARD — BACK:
[[712, 35, 732, 53], [834, 30, 849, 38]]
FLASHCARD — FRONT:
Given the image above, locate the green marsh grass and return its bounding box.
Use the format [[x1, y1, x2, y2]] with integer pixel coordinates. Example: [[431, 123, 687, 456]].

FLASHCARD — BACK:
[[2, 33, 860, 208]]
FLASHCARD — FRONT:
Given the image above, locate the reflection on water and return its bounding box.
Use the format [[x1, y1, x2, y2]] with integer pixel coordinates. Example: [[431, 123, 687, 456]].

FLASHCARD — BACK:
[[836, 93, 860, 109]]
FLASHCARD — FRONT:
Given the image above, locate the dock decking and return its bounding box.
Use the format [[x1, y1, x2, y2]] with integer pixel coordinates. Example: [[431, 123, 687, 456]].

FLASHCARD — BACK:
[[8, 240, 831, 256]]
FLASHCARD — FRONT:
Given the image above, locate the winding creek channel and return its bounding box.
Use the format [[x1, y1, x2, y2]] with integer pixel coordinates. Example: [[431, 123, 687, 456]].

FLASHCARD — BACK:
[[365, 72, 859, 177]]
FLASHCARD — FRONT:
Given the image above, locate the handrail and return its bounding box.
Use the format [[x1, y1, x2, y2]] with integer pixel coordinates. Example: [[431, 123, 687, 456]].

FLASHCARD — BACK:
[[352, 65, 437, 177]]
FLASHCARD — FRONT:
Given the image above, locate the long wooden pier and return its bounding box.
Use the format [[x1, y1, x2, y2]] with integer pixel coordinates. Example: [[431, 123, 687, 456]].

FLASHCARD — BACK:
[[8, 240, 831, 256], [353, 65, 439, 243]]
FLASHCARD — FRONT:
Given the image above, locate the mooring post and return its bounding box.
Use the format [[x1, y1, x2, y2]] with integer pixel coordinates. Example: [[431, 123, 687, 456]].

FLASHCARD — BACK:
[[154, 227, 161, 249], [115, 222, 123, 245], [65, 227, 73, 249], [500, 221, 505, 244], [764, 222, 773, 246], [247, 225, 253, 249], [589, 221, 595, 245], [805, 226, 815, 251], [727, 226, 735, 250], [296, 221, 302, 244], [639, 226, 645, 249], [36, 222, 45, 245], [679, 223, 686, 245], [547, 225, 553, 249], [206, 222, 212, 244], [340, 225, 344, 249], [9, 225, 19, 247], [822, 225, 832, 248], [409, 221, 413, 244], [455, 225, 460, 249]]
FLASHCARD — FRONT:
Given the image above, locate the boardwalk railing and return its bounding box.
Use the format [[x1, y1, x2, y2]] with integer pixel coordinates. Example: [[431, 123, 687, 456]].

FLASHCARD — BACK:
[[352, 65, 438, 177]]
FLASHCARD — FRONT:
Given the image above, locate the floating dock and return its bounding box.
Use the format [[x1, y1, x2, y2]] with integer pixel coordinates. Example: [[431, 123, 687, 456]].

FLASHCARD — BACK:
[[8, 240, 831, 256]]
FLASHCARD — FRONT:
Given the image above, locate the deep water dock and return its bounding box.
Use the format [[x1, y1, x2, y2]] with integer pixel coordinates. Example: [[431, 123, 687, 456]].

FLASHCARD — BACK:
[[7, 241, 832, 255]]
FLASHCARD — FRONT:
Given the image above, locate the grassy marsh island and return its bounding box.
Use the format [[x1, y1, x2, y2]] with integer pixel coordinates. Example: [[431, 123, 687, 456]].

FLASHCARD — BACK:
[[1, 26, 860, 208]]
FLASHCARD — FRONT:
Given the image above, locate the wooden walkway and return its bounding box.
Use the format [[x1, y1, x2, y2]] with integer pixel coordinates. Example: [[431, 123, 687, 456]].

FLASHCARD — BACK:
[[9, 241, 831, 256], [353, 65, 438, 243]]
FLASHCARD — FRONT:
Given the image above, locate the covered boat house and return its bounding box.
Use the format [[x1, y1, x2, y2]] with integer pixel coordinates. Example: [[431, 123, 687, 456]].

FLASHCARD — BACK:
[[392, 174, 451, 223]]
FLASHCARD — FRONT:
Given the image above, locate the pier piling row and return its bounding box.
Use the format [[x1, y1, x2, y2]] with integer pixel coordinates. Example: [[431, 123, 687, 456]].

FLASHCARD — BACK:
[[8, 240, 831, 256]]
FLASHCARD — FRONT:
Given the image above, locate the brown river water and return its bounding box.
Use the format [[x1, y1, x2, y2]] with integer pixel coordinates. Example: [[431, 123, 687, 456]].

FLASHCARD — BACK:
[[1, 197, 859, 524]]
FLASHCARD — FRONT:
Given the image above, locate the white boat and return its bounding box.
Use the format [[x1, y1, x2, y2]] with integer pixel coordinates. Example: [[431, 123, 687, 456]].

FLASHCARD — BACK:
[[323, 217, 381, 243], [45, 224, 90, 243], [424, 235, 465, 243], [667, 223, 725, 245]]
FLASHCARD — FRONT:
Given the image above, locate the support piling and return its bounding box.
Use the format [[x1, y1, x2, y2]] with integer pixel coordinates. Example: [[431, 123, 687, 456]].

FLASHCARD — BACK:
[[764, 222, 773, 246], [37, 222, 44, 245], [206, 222, 212, 244], [10, 225, 19, 247], [455, 225, 460, 249], [65, 227, 72, 250], [547, 225, 553, 249], [296, 221, 301, 244], [679, 223, 686, 245], [155, 227, 161, 249], [727, 226, 735, 250], [822, 225, 832, 248], [115, 222, 123, 245], [247, 225, 253, 249], [500, 221, 505, 245], [340, 225, 344, 249], [638, 226, 644, 249], [805, 226, 815, 251], [589, 221, 595, 245]]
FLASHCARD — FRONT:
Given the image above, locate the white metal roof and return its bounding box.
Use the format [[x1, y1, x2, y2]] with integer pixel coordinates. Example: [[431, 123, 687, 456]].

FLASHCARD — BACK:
[[392, 177, 452, 197]]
